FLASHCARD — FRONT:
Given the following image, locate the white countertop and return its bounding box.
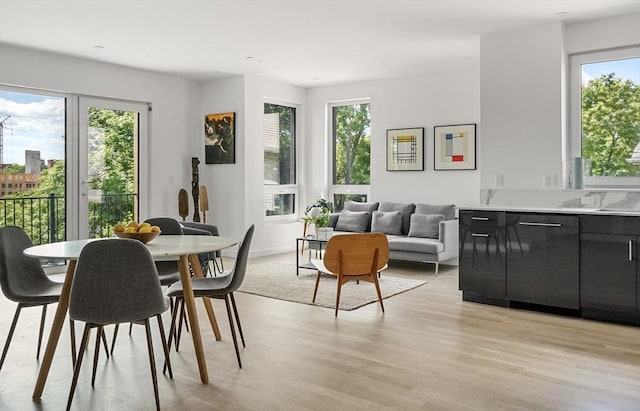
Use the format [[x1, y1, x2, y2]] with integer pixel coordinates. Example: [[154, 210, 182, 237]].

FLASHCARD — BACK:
[[457, 205, 640, 216]]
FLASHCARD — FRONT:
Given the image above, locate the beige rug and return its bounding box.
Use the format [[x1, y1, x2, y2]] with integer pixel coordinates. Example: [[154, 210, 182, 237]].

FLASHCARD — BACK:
[[238, 262, 427, 311]]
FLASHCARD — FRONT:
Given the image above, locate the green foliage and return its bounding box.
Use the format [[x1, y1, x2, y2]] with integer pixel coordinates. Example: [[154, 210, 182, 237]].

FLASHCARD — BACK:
[[1, 164, 25, 174], [264, 103, 295, 185], [304, 197, 333, 227], [582, 73, 640, 176], [333, 104, 371, 185]]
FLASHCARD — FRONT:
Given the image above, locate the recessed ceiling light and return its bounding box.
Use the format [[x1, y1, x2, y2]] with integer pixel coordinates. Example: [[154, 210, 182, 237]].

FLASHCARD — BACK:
[[92, 45, 104, 49], [312, 77, 321, 81], [556, 11, 569, 17]]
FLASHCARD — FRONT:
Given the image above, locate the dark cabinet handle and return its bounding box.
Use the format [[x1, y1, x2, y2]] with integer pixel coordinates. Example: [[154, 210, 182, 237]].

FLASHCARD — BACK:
[[471, 217, 489, 221], [518, 222, 562, 227], [471, 233, 490, 237], [629, 240, 633, 262]]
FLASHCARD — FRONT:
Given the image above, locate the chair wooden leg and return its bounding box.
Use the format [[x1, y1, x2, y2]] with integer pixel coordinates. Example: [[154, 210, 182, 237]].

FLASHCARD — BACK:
[[312, 271, 321, 303], [156, 314, 172, 379], [373, 276, 385, 313], [66, 324, 91, 411], [224, 295, 242, 368], [37, 304, 48, 360], [144, 318, 161, 411], [335, 279, 343, 317], [110, 323, 119, 356], [91, 326, 103, 387], [229, 293, 245, 347], [0, 304, 23, 370], [69, 319, 77, 369]]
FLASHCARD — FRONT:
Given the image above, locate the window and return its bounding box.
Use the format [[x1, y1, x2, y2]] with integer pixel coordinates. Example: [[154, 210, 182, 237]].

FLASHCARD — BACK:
[[263, 102, 297, 219], [330, 100, 371, 210], [570, 47, 640, 187]]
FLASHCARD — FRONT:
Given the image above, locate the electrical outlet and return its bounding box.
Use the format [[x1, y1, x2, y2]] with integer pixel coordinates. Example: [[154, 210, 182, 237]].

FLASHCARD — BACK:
[[581, 196, 596, 205], [544, 174, 558, 188], [495, 174, 504, 187]]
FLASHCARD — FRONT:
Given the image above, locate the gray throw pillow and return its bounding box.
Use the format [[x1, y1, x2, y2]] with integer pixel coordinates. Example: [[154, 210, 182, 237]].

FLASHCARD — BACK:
[[344, 201, 379, 213], [335, 210, 371, 232], [371, 211, 402, 235], [408, 214, 444, 239], [378, 202, 416, 235], [415, 203, 456, 220]]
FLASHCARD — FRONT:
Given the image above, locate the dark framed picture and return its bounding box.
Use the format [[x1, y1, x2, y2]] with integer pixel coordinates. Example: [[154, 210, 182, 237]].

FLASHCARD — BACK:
[[434, 123, 476, 170], [386, 127, 424, 171], [204, 112, 235, 164]]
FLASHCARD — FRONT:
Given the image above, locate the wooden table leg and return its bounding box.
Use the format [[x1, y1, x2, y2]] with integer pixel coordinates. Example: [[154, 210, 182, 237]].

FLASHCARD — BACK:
[[188, 254, 222, 341], [33, 260, 76, 400], [178, 255, 208, 384]]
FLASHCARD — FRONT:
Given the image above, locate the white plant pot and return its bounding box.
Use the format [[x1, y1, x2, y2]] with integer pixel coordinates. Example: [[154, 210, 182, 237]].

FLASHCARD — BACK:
[[316, 227, 334, 241]]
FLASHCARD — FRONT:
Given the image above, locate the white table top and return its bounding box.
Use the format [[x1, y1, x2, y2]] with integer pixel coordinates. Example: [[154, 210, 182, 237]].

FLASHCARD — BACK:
[[24, 235, 237, 260]]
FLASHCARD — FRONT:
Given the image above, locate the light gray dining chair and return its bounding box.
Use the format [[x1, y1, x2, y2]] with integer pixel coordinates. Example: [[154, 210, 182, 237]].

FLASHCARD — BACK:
[[66, 238, 172, 411], [166, 224, 254, 368], [0, 226, 76, 371]]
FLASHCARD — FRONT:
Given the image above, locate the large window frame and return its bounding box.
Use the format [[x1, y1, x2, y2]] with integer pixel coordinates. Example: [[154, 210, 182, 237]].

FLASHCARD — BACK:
[[263, 100, 299, 222], [569, 46, 640, 188], [328, 99, 371, 211]]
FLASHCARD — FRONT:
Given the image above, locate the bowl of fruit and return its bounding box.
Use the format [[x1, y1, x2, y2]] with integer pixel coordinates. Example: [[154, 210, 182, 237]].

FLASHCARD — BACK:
[[113, 221, 161, 244]]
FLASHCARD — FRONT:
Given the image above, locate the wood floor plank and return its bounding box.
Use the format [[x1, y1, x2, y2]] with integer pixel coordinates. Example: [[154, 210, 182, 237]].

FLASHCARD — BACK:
[[1, 253, 639, 410]]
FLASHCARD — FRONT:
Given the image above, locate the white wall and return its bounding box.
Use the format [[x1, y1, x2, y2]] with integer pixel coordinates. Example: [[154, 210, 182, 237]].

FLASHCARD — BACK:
[[0, 43, 201, 221], [307, 67, 481, 208], [480, 22, 565, 190]]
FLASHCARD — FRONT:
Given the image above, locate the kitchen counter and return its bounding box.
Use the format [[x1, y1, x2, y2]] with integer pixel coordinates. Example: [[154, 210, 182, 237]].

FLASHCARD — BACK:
[[458, 205, 640, 216]]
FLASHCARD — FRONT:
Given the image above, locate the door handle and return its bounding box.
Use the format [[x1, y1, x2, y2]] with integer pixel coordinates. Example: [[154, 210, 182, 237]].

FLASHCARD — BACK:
[[629, 240, 633, 262], [518, 222, 562, 227], [471, 233, 490, 237], [471, 217, 489, 221]]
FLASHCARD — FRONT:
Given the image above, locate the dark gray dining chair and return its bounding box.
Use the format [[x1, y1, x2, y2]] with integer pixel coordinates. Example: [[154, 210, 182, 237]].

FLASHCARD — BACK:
[[166, 224, 254, 368], [0, 226, 76, 371], [66, 238, 171, 411], [181, 221, 225, 276]]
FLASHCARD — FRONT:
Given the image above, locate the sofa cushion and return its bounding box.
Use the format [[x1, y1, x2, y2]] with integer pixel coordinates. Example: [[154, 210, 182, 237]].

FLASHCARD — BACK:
[[371, 211, 403, 235], [408, 214, 444, 239], [415, 203, 456, 220], [335, 210, 370, 232], [378, 202, 415, 235], [387, 235, 444, 254], [345, 201, 379, 213]]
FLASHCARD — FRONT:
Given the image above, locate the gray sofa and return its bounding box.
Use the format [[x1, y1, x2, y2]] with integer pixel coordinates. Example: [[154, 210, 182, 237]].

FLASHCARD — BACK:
[[327, 201, 458, 275]]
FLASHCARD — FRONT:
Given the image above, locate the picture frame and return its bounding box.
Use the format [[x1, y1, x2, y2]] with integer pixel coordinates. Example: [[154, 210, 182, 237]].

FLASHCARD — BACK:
[[204, 112, 235, 164], [434, 123, 476, 170], [386, 127, 424, 171]]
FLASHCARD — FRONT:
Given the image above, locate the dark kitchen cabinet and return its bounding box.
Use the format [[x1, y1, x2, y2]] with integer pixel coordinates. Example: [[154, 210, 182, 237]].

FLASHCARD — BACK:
[[505, 213, 580, 309], [458, 210, 506, 301]]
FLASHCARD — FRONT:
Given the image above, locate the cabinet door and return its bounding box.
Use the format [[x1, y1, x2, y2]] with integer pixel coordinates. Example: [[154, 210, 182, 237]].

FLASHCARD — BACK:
[[506, 213, 579, 309], [580, 233, 637, 313], [459, 211, 506, 298]]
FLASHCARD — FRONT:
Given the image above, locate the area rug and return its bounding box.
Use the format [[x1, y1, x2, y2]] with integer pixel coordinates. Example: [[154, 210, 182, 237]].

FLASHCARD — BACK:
[[238, 262, 427, 311]]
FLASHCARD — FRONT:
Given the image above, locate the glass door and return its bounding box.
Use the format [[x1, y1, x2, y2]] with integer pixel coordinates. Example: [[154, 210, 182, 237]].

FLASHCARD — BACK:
[[77, 97, 149, 239]]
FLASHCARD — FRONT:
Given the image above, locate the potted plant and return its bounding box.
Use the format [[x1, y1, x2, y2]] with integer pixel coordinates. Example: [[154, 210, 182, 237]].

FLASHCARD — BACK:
[[303, 196, 334, 239]]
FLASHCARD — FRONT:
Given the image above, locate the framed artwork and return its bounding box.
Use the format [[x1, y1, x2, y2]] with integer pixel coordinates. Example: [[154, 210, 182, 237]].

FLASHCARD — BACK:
[[434, 123, 476, 170], [386, 127, 424, 171], [204, 112, 235, 164]]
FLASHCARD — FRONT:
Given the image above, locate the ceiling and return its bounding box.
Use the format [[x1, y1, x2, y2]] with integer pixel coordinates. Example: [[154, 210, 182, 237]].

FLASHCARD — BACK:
[[1, 0, 640, 88]]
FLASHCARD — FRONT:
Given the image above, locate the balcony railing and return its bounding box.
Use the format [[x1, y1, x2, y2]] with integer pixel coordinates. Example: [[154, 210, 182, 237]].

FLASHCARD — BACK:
[[0, 193, 136, 245]]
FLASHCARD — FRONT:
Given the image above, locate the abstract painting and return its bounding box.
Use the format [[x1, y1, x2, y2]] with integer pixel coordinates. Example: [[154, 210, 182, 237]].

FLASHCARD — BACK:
[[205, 112, 235, 164], [386, 127, 424, 171], [434, 124, 476, 170]]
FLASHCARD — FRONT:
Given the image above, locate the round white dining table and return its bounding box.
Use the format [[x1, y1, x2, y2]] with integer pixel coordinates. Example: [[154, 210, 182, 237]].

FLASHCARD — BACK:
[[25, 234, 237, 399]]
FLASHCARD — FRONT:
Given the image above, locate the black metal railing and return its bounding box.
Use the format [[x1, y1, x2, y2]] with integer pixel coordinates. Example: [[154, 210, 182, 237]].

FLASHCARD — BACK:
[[0, 193, 137, 244]]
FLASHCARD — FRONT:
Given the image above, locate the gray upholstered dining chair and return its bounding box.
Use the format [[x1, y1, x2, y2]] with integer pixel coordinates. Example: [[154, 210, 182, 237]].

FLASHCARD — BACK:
[[181, 221, 225, 276], [166, 224, 254, 368], [0, 226, 76, 372], [66, 238, 172, 411]]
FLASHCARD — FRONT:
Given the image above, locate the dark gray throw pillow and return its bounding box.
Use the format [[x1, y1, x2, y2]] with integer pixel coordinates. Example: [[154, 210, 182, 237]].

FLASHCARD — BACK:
[[414, 203, 456, 220], [344, 201, 379, 213], [371, 211, 403, 235], [408, 214, 444, 238], [378, 202, 416, 235], [335, 210, 371, 232]]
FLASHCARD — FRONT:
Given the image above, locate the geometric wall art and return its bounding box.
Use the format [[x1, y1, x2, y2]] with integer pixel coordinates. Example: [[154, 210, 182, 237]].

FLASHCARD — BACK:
[[386, 127, 424, 171], [434, 123, 476, 170]]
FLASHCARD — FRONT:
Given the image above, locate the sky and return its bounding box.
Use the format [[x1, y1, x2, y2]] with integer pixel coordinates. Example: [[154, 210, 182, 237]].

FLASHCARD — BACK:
[[0, 90, 65, 165], [582, 57, 640, 85]]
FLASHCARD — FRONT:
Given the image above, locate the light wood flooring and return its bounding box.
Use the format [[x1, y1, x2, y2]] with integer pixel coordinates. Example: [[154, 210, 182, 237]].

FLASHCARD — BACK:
[[1, 251, 640, 410]]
